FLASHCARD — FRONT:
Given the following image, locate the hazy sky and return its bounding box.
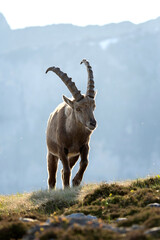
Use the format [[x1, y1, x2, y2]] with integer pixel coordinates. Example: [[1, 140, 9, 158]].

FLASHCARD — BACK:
[[0, 0, 160, 29]]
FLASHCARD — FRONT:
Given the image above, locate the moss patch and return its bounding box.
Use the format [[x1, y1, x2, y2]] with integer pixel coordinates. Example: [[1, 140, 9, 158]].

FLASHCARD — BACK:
[[0, 221, 27, 240], [38, 226, 122, 240], [131, 176, 160, 189]]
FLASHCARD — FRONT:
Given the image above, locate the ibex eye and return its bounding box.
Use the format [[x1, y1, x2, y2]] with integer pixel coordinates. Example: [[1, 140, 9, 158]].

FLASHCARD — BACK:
[[76, 107, 81, 112]]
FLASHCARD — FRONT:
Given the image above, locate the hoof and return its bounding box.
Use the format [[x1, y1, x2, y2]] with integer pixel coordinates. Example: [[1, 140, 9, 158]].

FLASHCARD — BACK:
[[48, 185, 56, 191], [63, 185, 71, 189], [48, 179, 56, 190], [72, 178, 81, 187]]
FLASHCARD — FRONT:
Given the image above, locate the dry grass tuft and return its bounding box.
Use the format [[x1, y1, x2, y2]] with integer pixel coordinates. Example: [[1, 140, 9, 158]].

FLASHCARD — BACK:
[[30, 187, 80, 205], [0, 193, 32, 215]]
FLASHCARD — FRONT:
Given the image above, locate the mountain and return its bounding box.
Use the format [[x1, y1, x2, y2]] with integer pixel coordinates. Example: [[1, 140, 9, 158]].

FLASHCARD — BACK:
[[0, 12, 10, 31], [0, 13, 160, 194]]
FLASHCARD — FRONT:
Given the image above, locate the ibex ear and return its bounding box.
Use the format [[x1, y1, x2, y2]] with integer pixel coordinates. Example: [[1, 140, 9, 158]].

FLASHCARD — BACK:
[[63, 95, 74, 108]]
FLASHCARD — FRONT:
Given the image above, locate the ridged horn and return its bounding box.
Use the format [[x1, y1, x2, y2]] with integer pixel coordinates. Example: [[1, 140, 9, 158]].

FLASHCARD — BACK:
[[46, 66, 83, 102], [80, 59, 95, 99]]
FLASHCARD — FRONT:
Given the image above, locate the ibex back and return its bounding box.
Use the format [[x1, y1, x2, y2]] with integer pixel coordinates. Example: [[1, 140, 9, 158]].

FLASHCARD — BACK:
[[46, 59, 97, 189]]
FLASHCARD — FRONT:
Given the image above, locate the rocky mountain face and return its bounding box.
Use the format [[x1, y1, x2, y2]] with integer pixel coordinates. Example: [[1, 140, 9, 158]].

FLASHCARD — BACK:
[[0, 13, 160, 194]]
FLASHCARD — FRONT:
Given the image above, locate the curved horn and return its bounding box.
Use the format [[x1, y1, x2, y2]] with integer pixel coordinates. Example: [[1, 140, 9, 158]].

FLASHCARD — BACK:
[[46, 66, 83, 102], [80, 59, 95, 99]]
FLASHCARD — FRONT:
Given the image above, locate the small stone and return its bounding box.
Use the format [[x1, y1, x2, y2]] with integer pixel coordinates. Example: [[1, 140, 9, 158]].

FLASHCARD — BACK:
[[103, 225, 117, 231], [19, 217, 37, 222], [103, 225, 127, 234], [66, 213, 97, 227], [116, 217, 127, 222], [66, 213, 97, 220], [45, 219, 52, 224], [147, 203, 160, 208], [145, 227, 160, 237], [132, 224, 144, 230], [86, 215, 97, 220], [66, 213, 86, 218], [115, 227, 128, 234]]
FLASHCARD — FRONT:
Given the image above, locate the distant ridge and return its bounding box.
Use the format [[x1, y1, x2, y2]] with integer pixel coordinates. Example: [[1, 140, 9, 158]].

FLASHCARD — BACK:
[[0, 12, 10, 31]]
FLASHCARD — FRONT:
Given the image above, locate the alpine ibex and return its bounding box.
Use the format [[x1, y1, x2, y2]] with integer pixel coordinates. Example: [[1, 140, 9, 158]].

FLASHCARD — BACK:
[[45, 59, 97, 189]]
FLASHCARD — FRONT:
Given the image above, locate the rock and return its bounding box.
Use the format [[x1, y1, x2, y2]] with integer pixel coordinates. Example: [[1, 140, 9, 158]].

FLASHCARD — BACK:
[[116, 217, 127, 222], [103, 225, 128, 234], [66, 213, 97, 220], [19, 217, 37, 222], [131, 224, 144, 230], [66, 213, 85, 218], [66, 213, 98, 226], [145, 227, 160, 237], [147, 203, 160, 208], [66, 213, 128, 234]]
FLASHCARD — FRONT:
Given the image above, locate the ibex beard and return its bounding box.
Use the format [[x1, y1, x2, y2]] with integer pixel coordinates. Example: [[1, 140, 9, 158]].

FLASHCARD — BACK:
[[46, 59, 97, 189]]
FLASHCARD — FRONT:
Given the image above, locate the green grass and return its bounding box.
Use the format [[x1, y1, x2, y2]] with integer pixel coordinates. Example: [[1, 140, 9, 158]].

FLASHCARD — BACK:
[[1, 176, 160, 239]]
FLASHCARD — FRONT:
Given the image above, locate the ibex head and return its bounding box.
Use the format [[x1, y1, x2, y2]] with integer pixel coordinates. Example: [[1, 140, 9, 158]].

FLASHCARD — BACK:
[[46, 59, 97, 131]]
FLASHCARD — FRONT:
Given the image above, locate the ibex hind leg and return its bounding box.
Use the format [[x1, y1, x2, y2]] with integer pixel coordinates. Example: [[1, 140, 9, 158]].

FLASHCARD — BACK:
[[68, 155, 79, 187], [47, 152, 58, 190], [61, 155, 79, 184], [60, 152, 71, 188]]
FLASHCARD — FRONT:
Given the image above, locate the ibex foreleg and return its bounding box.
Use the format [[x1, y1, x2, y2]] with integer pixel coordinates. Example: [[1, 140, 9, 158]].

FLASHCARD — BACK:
[[72, 145, 89, 186]]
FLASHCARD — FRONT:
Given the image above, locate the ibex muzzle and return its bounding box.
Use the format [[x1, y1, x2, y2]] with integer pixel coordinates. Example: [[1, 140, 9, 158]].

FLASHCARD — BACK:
[[46, 59, 97, 189]]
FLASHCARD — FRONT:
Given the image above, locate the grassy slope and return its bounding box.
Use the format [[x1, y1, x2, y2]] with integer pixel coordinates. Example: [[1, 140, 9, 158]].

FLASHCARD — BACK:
[[1, 177, 160, 239]]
